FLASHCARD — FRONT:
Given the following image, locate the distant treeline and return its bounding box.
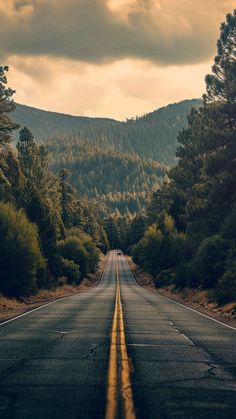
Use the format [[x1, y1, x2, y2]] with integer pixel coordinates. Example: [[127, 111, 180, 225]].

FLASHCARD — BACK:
[[125, 10, 236, 305], [46, 138, 167, 215]]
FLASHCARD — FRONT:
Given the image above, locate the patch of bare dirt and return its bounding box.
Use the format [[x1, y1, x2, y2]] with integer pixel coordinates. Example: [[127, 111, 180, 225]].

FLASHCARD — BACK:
[[126, 256, 236, 329], [0, 253, 108, 324]]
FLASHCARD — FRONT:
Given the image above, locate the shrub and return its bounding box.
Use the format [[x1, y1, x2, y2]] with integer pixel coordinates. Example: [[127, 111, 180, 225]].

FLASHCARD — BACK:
[[131, 226, 163, 276], [0, 203, 46, 297], [132, 223, 187, 279], [61, 258, 81, 284], [192, 234, 228, 289], [155, 268, 175, 288], [58, 237, 88, 278], [220, 206, 236, 241], [82, 239, 100, 273], [58, 233, 99, 279], [66, 228, 100, 272], [213, 260, 236, 305], [174, 263, 189, 289], [57, 276, 67, 287]]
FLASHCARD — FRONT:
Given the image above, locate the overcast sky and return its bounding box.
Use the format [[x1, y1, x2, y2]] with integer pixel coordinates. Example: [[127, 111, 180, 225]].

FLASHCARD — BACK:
[[1, 0, 235, 120]]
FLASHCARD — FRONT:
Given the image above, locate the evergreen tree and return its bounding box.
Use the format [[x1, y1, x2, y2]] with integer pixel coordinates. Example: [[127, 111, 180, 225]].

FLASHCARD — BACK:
[[127, 9, 236, 303], [104, 217, 121, 249], [202, 10, 236, 224], [0, 66, 19, 146], [59, 168, 78, 228], [17, 127, 64, 280], [125, 214, 147, 250], [0, 67, 22, 202]]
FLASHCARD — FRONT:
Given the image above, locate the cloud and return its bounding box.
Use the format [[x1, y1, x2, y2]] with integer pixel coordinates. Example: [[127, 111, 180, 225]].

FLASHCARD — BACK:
[[8, 55, 106, 116], [0, 0, 235, 65], [3, 1, 235, 119], [8, 55, 210, 120]]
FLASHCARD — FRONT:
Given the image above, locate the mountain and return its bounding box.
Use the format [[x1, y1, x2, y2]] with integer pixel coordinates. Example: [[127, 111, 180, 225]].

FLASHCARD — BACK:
[[12, 104, 118, 139], [118, 99, 202, 164], [13, 99, 201, 164], [13, 99, 202, 214]]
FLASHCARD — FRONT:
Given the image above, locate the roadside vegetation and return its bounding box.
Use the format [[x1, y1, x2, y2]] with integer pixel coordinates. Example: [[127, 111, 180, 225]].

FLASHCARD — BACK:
[[126, 10, 236, 306], [0, 67, 108, 298], [1, 9, 235, 307]]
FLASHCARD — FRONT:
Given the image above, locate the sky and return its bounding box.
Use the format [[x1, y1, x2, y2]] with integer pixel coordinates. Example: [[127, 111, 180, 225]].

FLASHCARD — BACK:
[[1, 0, 235, 120]]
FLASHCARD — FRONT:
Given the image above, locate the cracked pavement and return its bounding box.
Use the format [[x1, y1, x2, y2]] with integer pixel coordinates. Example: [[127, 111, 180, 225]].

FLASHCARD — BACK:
[[0, 252, 236, 418]]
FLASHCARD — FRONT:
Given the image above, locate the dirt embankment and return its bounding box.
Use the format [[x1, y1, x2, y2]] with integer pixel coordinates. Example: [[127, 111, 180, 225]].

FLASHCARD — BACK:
[[0, 253, 108, 324], [127, 256, 236, 329]]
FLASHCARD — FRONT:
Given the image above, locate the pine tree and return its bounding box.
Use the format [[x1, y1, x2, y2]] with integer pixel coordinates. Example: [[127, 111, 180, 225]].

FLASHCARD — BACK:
[[59, 168, 78, 228], [0, 67, 22, 202], [17, 127, 64, 280], [0, 66, 19, 146], [202, 10, 236, 224], [167, 10, 236, 239]]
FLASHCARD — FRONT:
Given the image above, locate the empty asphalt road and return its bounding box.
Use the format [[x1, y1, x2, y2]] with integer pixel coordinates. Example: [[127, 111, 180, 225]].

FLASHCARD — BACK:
[[0, 251, 236, 419]]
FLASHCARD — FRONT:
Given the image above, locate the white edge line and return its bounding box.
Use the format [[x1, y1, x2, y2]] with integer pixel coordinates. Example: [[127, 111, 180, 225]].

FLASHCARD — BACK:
[[123, 256, 236, 332], [0, 252, 111, 328]]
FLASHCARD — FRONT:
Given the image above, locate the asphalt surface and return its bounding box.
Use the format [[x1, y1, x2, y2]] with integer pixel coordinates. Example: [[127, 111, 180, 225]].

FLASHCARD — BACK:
[[1, 251, 236, 419]]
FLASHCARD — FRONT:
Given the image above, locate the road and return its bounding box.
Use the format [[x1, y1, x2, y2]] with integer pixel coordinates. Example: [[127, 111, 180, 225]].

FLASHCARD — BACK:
[[0, 251, 236, 418]]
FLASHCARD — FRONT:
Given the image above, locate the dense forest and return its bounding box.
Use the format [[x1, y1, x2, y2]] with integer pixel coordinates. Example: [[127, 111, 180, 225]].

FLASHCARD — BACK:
[[1, 9, 235, 306], [13, 99, 201, 165], [125, 10, 236, 305], [0, 69, 110, 298], [13, 99, 200, 214], [46, 138, 167, 215]]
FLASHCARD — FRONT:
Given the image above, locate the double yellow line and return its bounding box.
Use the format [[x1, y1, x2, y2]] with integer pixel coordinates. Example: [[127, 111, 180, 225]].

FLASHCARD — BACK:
[[105, 254, 136, 419]]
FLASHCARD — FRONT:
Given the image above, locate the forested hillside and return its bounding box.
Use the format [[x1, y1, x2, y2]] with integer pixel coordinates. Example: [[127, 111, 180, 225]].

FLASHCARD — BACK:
[[126, 10, 236, 305], [13, 99, 201, 165], [13, 99, 201, 215], [11, 97, 202, 216], [12, 104, 118, 138], [122, 99, 201, 163], [46, 138, 167, 214]]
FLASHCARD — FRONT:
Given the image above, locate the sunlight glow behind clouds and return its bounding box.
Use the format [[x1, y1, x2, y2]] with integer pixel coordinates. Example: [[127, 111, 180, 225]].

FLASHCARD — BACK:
[[8, 56, 210, 120]]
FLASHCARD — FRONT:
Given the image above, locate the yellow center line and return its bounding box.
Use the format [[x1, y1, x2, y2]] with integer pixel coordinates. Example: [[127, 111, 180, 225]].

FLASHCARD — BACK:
[[105, 254, 136, 419]]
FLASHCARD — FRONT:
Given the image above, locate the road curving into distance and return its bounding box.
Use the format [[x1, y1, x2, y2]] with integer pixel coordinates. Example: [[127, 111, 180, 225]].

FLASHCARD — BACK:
[[0, 251, 236, 418]]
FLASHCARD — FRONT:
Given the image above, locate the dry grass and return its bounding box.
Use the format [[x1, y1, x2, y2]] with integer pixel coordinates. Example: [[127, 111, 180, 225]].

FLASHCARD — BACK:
[[0, 295, 19, 310]]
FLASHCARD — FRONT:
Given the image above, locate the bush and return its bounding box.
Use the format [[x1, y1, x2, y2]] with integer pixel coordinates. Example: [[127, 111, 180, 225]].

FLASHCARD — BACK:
[[82, 239, 99, 273], [0, 203, 46, 297], [213, 260, 236, 305], [155, 268, 175, 288], [58, 233, 99, 279], [131, 226, 163, 276], [61, 258, 81, 284], [192, 234, 228, 289], [220, 206, 236, 241], [36, 266, 53, 290], [66, 228, 100, 271], [57, 276, 67, 287], [132, 223, 187, 279], [174, 263, 189, 289], [58, 237, 88, 278]]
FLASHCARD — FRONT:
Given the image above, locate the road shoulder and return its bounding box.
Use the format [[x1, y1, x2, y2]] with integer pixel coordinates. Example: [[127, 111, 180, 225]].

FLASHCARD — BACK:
[[127, 256, 236, 329]]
